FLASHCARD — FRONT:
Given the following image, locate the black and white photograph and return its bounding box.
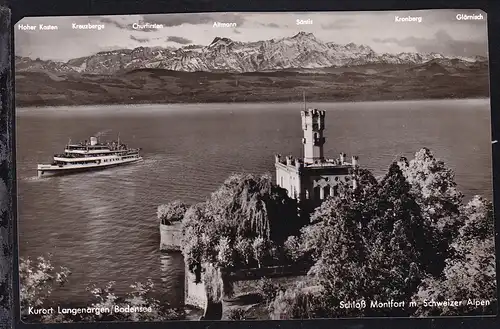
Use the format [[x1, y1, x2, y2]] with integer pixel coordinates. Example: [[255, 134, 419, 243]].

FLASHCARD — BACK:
[[15, 9, 496, 322]]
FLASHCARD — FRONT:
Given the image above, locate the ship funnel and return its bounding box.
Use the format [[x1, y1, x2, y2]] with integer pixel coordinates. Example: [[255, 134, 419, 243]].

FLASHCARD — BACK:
[[90, 137, 98, 146]]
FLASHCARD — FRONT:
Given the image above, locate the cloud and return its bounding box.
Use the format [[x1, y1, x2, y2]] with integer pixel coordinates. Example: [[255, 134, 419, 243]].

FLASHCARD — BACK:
[[99, 17, 125, 29], [99, 17, 160, 32], [130, 35, 150, 43], [321, 18, 356, 30], [263, 22, 280, 28], [166, 36, 192, 45], [373, 29, 488, 57], [142, 13, 245, 27], [233, 29, 241, 34]]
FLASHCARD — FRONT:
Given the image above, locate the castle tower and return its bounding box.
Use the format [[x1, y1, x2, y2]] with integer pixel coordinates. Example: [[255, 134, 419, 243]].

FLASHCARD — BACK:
[[301, 109, 326, 164]]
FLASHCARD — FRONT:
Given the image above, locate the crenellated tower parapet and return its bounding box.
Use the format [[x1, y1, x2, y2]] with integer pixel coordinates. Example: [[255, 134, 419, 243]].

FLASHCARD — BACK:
[[275, 154, 303, 170], [301, 109, 326, 164]]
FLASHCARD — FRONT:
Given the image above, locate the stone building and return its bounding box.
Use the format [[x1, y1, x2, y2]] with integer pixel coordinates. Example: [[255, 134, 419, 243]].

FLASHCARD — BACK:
[[275, 108, 359, 207]]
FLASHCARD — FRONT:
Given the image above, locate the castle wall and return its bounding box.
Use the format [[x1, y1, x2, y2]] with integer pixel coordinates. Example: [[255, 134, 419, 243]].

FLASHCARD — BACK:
[[185, 268, 208, 309], [160, 221, 182, 251], [275, 163, 301, 199], [184, 263, 310, 309]]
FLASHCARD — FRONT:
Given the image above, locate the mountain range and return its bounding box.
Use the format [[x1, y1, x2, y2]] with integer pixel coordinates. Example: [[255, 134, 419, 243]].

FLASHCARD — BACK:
[[15, 32, 490, 107], [15, 31, 487, 75]]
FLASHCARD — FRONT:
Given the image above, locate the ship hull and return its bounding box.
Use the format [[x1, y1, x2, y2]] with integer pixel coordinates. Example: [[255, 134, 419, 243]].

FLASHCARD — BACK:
[[37, 157, 143, 177]]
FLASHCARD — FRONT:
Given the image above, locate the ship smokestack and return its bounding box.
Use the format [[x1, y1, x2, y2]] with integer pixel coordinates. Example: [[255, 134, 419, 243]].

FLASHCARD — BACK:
[[90, 137, 98, 146]]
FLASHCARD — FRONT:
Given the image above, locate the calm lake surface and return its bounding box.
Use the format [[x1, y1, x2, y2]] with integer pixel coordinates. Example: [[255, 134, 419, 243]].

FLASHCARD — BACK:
[[16, 99, 493, 307]]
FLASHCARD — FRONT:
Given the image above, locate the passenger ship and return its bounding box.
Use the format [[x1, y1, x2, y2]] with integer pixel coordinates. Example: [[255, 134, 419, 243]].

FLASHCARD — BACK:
[[37, 136, 142, 177]]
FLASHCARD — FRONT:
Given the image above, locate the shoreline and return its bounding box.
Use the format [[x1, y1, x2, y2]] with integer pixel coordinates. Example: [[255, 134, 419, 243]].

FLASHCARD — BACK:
[[16, 96, 490, 111]]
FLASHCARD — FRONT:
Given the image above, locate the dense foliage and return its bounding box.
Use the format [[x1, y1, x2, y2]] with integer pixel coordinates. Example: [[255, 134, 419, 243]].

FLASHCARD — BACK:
[[271, 148, 496, 318], [19, 255, 70, 315], [181, 173, 302, 283], [19, 256, 184, 323], [414, 195, 496, 315], [158, 200, 189, 225]]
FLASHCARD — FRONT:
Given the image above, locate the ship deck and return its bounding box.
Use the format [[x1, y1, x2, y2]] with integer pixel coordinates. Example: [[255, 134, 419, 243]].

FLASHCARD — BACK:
[[37, 156, 143, 176]]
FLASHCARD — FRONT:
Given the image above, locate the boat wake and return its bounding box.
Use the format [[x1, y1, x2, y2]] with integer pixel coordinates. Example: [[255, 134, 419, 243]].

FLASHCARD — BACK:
[[23, 176, 47, 182]]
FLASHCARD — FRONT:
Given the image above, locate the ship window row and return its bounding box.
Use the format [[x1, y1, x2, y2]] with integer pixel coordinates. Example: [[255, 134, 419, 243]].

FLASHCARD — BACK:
[[60, 152, 137, 158], [103, 158, 120, 162], [67, 146, 109, 150]]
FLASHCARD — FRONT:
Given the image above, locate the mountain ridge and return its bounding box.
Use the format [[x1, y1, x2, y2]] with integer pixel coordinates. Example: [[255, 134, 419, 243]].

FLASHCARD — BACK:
[[15, 31, 487, 75]]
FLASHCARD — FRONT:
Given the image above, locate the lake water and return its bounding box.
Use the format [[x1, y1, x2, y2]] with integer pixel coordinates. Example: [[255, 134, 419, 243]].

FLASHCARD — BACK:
[[16, 99, 493, 308]]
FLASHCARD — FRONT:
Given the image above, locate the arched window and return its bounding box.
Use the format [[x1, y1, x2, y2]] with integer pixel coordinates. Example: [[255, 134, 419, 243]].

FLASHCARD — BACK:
[[314, 186, 321, 201], [333, 185, 339, 196], [324, 185, 331, 198]]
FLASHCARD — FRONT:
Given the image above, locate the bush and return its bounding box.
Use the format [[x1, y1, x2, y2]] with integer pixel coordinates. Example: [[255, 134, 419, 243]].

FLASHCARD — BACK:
[[269, 284, 327, 320], [158, 200, 188, 225], [86, 280, 184, 321], [20, 254, 184, 323], [284, 235, 304, 263], [19, 255, 71, 315], [227, 307, 247, 320], [257, 277, 283, 304]]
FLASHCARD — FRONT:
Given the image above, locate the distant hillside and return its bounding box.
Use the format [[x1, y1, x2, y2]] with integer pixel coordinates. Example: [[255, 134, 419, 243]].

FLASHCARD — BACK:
[[15, 60, 490, 107]]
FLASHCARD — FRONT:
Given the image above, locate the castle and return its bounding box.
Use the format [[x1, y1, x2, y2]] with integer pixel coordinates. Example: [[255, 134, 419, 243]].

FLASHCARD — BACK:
[[275, 108, 359, 206]]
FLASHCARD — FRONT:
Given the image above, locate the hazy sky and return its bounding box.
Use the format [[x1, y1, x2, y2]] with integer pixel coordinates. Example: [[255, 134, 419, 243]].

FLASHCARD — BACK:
[[15, 9, 488, 61]]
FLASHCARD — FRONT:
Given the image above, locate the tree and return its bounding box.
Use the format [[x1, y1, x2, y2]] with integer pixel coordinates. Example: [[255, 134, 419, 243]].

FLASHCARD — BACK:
[[157, 200, 189, 225], [216, 237, 234, 269], [19, 255, 70, 322], [267, 150, 495, 319], [398, 148, 463, 274], [181, 203, 209, 282], [367, 163, 427, 311], [295, 163, 441, 317], [235, 238, 253, 266], [414, 196, 496, 316], [283, 235, 305, 263], [252, 237, 266, 268], [297, 168, 379, 317], [181, 173, 302, 282]]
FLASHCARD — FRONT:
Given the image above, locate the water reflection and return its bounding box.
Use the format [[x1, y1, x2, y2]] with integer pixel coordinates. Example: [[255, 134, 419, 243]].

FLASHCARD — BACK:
[[160, 252, 185, 307]]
